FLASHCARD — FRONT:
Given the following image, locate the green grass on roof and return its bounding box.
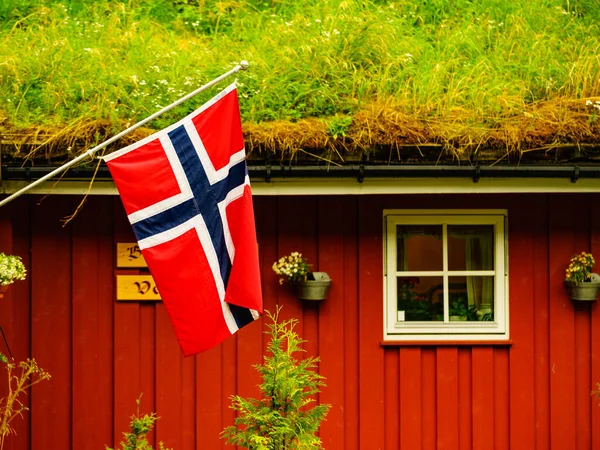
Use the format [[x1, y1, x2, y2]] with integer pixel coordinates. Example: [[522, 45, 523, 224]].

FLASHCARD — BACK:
[[1, 0, 600, 159]]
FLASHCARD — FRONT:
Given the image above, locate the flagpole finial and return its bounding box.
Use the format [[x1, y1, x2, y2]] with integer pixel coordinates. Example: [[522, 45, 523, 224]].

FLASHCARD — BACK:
[[239, 60, 249, 71]]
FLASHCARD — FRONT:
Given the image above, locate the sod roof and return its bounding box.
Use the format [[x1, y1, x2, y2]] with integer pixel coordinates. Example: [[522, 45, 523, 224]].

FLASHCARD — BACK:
[[1, 0, 600, 168]]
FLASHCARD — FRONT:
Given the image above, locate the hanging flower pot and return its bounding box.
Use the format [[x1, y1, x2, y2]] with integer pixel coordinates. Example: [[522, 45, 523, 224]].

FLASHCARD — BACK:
[[293, 272, 332, 301], [565, 278, 600, 301], [564, 252, 600, 301], [272, 252, 332, 301]]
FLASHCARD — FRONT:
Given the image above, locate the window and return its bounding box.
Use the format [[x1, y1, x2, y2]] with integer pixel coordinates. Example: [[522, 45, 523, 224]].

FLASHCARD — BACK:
[[384, 210, 508, 341]]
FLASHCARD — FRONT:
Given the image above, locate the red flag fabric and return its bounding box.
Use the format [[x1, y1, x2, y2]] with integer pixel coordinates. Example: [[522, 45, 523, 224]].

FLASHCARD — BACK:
[[104, 82, 262, 355]]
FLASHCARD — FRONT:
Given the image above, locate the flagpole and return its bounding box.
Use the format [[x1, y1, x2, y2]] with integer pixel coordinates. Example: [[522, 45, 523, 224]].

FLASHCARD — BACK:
[[0, 60, 249, 209]]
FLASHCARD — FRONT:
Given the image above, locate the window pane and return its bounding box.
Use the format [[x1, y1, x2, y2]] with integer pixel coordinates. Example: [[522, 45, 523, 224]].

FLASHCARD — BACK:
[[396, 225, 443, 271], [447, 225, 494, 271], [448, 276, 494, 321], [397, 276, 444, 321]]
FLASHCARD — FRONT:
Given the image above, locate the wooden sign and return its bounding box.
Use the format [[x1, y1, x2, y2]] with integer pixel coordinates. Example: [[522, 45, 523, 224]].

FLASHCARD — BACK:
[[116, 243, 148, 268], [116, 275, 161, 301]]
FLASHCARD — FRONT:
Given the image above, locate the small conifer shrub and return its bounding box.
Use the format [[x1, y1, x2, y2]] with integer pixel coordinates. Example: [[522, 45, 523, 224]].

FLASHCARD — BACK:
[[222, 308, 330, 449], [106, 395, 171, 450]]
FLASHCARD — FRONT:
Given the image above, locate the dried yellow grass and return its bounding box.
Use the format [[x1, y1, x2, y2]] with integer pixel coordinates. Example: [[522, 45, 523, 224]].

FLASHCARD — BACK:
[[1, 96, 600, 164]]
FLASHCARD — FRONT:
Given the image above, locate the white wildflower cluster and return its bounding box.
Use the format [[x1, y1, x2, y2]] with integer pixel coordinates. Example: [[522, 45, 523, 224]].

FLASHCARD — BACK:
[[272, 252, 311, 285], [586, 100, 600, 111], [0, 253, 27, 287]]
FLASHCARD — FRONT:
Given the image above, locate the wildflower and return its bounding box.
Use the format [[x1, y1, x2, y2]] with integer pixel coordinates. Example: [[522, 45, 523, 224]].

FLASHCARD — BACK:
[[565, 252, 595, 284], [0, 253, 27, 286], [272, 252, 311, 284]]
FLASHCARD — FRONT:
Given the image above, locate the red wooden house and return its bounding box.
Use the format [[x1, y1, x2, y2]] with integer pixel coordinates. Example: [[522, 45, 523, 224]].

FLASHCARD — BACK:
[[1, 157, 600, 449]]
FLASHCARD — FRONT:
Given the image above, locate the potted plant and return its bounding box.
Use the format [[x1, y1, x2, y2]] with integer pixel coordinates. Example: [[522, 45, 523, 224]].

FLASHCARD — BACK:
[[0, 253, 27, 298], [449, 300, 468, 321], [272, 252, 331, 301], [564, 251, 600, 301], [449, 298, 479, 321]]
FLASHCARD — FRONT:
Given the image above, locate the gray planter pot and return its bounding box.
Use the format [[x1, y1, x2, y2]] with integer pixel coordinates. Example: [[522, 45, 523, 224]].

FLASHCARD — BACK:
[[565, 280, 600, 301], [293, 272, 332, 301], [449, 315, 467, 321]]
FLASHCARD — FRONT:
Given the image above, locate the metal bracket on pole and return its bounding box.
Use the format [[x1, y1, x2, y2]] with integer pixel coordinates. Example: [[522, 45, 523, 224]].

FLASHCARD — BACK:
[[0, 60, 250, 209], [571, 166, 580, 184], [358, 164, 365, 183], [472, 165, 481, 183]]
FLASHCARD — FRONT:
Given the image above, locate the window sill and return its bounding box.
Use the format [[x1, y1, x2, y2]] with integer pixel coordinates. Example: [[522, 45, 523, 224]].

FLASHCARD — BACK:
[[381, 340, 513, 347]]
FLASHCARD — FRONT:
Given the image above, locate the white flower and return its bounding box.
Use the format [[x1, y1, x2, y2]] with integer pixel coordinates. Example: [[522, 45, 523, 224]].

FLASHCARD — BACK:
[[0, 253, 27, 286]]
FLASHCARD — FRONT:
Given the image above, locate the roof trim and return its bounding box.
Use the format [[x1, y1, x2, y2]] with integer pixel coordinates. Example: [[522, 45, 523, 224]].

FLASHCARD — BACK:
[[3, 177, 600, 196]]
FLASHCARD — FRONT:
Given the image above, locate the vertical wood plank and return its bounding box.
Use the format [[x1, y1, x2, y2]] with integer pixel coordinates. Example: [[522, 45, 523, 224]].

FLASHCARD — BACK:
[[235, 189, 264, 412], [181, 356, 197, 450], [196, 345, 222, 450], [155, 304, 182, 450], [221, 336, 237, 449], [508, 198, 536, 450], [318, 197, 349, 450], [235, 319, 263, 396], [400, 348, 422, 450], [140, 303, 157, 448], [572, 195, 592, 450], [31, 197, 72, 450], [342, 198, 359, 450], [384, 348, 399, 450], [275, 197, 313, 328], [421, 349, 437, 450], [358, 196, 385, 450], [590, 197, 600, 450], [71, 197, 114, 450], [534, 196, 551, 450], [437, 348, 459, 450], [255, 197, 278, 355], [494, 348, 510, 450], [548, 195, 577, 449], [113, 200, 141, 447], [0, 198, 31, 450], [457, 348, 471, 450]]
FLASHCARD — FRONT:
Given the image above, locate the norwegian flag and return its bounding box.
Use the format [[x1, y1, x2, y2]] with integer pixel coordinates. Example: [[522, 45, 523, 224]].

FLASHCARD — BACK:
[[104, 82, 262, 356]]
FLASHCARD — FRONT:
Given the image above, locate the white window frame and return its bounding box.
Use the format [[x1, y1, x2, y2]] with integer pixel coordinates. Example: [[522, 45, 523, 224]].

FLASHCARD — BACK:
[[383, 209, 509, 342]]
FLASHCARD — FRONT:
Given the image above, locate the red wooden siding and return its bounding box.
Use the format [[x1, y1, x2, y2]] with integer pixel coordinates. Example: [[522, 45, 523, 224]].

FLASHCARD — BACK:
[[0, 192, 599, 449]]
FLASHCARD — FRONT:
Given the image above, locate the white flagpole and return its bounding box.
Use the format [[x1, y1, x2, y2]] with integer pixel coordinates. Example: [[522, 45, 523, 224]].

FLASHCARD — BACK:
[[0, 60, 249, 208]]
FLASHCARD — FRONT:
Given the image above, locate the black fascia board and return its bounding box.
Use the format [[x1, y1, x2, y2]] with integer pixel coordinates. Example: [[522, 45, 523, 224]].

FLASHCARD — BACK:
[[2, 163, 600, 182]]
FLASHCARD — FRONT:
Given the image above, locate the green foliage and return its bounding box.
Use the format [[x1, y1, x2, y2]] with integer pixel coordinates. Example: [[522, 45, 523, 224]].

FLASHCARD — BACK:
[[449, 300, 468, 317], [107, 395, 171, 450], [0, 0, 600, 133], [326, 114, 353, 139], [450, 300, 479, 321], [222, 308, 330, 450], [0, 353, 51, 450]]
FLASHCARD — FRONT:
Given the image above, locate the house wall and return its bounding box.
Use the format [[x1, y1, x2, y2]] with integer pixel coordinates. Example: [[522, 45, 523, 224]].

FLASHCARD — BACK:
[[0, 192, 599, 450]]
